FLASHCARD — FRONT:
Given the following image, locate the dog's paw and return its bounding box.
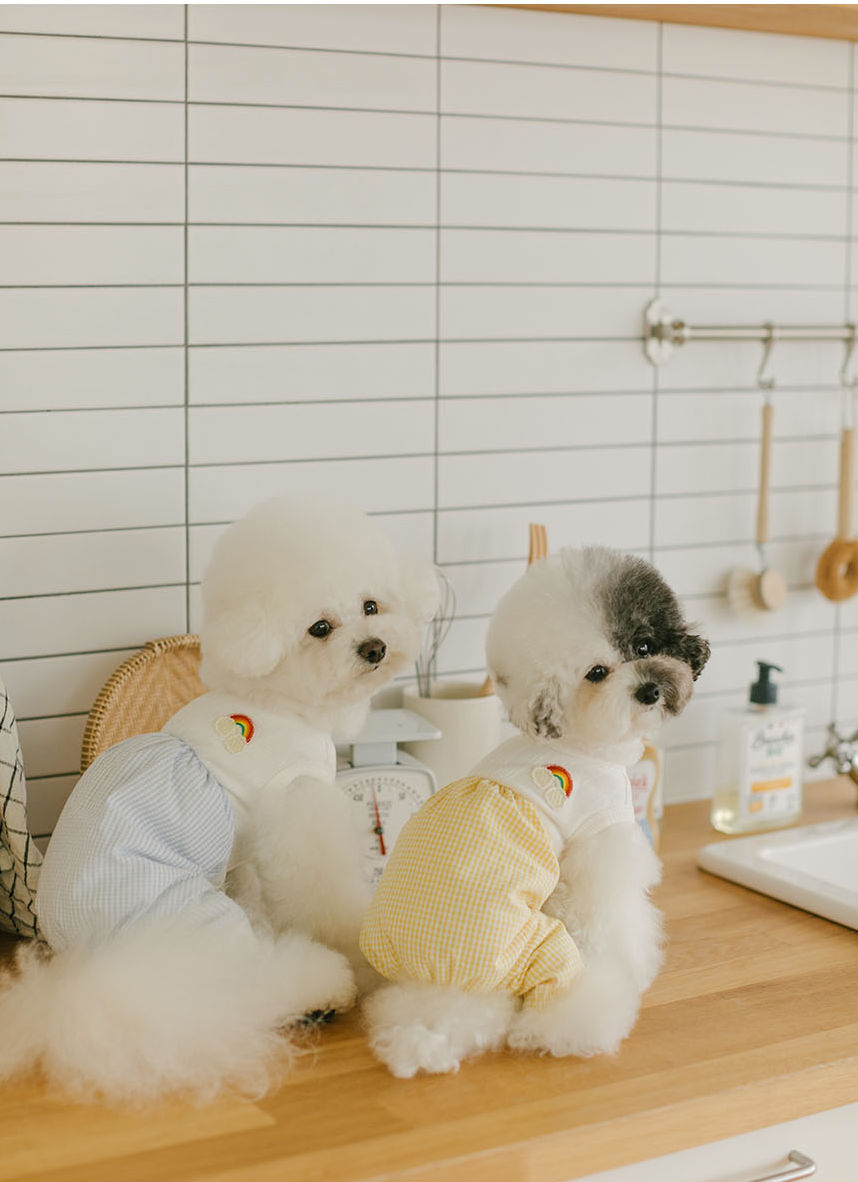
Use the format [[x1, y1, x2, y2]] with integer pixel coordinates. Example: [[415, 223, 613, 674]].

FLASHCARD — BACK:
[[370, 1024, 462, 1079], [270, 932, 358, 1024], [300, 1008, 337, 1026], [362, 983, 515, 1077], [352, 956, 386, 998], [623, 902, 665, 994], [508, 1003, 625, 1059], [508, 966, 642, 1059], [542, 881, 580, 931]]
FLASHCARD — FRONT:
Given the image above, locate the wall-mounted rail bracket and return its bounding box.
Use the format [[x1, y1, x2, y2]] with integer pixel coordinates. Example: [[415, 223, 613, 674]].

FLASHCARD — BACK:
[[644, 297, 858, 378], [644, 298, 687, 365]]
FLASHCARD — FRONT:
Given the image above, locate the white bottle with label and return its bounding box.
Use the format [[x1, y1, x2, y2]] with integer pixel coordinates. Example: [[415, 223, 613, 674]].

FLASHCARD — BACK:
[[710, 661, 804, 835]]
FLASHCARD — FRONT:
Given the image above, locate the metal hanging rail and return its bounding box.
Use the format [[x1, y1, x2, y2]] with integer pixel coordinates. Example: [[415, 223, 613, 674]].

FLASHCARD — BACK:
[[644, 297, 857, 370]]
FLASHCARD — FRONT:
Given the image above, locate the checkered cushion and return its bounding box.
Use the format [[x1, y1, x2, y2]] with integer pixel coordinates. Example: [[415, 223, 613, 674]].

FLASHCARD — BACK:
[[0, 676, 42, 937]]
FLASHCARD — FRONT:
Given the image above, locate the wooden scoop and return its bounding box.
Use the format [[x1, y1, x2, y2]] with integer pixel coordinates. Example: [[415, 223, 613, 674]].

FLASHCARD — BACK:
[[727, 400, 787, 614], [477, 523, 548, 696], [816, 425, 858, 602]]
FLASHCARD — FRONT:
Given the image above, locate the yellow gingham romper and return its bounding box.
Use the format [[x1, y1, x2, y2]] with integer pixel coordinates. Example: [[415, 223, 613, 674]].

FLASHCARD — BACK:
[[359, 736, 635, 1010]]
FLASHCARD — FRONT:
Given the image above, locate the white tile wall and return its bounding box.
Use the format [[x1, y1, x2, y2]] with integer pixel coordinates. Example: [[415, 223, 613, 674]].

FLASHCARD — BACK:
[[441, 228, 656, 284], [439, 285, 649, 340], [188, 226, 436, 283], [1, 3, 855, 836], [660, 21, 849, 86], [0, 347, 184, 410], [0, 288, 184, 349], [662, 74, 847, 137], [661, 127, 847, 187], [188, 41, 436, 108], [440, 57, 657, 123], [0, 5, 184, 39], [188, 165, 435, 225], [0, 32, 185, 100], [441, 116, 658, 175], [187, 4, 437, 56], [0, 225, 184, 284], [188, 342, 435, 403], [0, 161, 185, 222], [189, 105, 436, 167], [440, 4, 659, 71], [0, 96, 185, 160]]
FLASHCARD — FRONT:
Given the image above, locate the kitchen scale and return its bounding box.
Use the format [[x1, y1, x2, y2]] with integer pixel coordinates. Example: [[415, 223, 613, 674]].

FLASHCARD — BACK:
[[336, 708, 440, 886]]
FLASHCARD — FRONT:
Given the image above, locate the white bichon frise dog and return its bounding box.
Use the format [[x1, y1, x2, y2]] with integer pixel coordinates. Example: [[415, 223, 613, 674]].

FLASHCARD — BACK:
[[0, 494, 439, 1102], [360, 546, 709, 1077]]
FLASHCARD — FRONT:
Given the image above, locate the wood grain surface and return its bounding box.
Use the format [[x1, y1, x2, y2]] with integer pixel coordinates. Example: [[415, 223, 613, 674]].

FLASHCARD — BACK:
[[1, 778, 857, 1182], [502, 6, 858, 41]]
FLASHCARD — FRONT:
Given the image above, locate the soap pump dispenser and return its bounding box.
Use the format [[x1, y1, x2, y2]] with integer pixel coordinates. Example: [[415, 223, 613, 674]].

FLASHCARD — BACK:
[[710, 661, 805, 834]]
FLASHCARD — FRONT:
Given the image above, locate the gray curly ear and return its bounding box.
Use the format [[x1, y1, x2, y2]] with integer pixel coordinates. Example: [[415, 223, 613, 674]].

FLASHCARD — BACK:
[[200, 603, 285, 680], [525, 676, 567, 740], [678, 632, 711, 680]]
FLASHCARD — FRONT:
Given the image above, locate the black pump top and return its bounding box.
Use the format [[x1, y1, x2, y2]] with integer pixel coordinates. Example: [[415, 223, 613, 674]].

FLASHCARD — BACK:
[[750, 660, 782, 705]]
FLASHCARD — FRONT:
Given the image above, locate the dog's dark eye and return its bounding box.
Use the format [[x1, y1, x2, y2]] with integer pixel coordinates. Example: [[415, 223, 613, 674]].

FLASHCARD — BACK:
[[363, 600, 378, 616], [585, 665, 610, 683], [308, 620, 332, 639], [635, 639, 654, 657]]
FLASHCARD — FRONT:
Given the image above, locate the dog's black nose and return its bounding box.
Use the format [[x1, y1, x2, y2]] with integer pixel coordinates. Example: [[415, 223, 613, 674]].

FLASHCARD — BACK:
[[357, 637, 387, 665], [635, 682, 660, 706]]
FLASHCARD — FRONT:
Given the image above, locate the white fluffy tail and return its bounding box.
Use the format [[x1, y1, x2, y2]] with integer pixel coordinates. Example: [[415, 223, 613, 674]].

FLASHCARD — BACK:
[[362, 981, 516, 1078], [0, 922, 356, 1104]]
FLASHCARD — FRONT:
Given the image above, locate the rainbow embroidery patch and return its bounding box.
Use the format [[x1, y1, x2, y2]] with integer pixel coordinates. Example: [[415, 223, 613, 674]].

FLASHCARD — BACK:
[[214, 713, 255, 753], [530, 763, 573, 810], [229, 714, 254, 742]]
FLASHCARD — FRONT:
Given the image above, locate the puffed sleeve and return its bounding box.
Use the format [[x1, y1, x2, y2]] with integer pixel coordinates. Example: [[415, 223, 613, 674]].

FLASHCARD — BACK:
[[36, 732, 250, 950], [361, 777, 582, 1006]]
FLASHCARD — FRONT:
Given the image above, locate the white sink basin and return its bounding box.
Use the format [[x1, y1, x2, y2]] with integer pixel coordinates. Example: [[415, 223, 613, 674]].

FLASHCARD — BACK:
[[698, 817, 858, 930]]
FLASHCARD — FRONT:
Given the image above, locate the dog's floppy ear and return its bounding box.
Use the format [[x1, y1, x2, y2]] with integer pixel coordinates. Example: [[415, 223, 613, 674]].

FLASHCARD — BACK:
[[677, 632, 711, 681], [201, 603, 285, 679], [524, 676, 567, 740], [399, 556, 443, 624]]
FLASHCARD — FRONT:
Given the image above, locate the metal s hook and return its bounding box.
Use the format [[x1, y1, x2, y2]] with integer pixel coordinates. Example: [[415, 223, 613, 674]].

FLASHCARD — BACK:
[[840, 322, 858, 390], [756, 322, 776, 391]]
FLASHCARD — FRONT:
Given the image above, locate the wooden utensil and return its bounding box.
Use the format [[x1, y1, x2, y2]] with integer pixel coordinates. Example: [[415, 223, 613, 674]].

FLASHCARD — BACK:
[[477, 523, 548, 696], [727, 399, 787, 614], [816, 423, 858, 601], [527, 522, 548, 566]]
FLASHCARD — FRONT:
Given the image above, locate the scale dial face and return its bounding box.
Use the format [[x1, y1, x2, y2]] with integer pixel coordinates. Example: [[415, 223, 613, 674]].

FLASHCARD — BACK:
[[337, 765, 434, 887]]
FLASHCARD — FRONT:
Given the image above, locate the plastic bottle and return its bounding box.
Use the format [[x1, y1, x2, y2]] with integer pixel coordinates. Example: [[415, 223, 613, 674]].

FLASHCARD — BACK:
[[629, 739, 663, 850], [710, 660, 805, 834]]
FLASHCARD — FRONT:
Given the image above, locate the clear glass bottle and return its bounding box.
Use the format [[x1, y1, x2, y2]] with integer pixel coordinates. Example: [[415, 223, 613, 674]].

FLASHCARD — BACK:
[[710, 661, 804, 835]]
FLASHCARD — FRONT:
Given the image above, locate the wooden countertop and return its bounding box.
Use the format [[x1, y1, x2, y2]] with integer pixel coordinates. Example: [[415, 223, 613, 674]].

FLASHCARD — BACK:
[[507, 5, 858, 42], [2, 778, 857, 1182]]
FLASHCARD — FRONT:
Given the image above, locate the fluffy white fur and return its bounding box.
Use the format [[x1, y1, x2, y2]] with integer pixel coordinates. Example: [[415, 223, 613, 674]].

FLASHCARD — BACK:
[[363, 985, 516, 1079], [0, 493, 438, 1102], [0, 922, 355, 1104], [510, 823, 664, 1058], [227, 776, 380, 991], [200, 495, 439, 737], [363, 546, 709, 1077]]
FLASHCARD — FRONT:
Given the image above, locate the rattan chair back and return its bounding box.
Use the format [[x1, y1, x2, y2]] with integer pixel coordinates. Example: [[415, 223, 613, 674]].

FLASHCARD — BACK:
[[80, 634, 207, 773]]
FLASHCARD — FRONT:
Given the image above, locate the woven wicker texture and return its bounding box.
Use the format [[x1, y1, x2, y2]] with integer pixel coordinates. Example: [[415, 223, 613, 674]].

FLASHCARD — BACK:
[[80, 635, 207, 773]]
